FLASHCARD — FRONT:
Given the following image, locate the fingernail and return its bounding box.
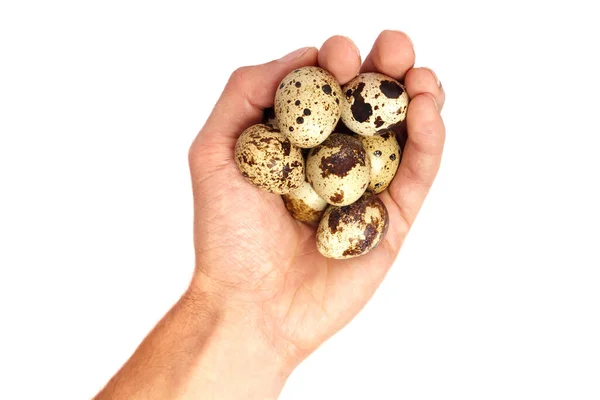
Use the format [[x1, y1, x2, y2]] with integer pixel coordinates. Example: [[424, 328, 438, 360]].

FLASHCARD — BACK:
[[423, 67, 441, 88], [279, 47, 310, 63]]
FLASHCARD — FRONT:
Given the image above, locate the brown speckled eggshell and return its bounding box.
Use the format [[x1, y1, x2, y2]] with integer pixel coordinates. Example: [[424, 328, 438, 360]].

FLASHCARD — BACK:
[[235, 124, 304, 194], [316, 192, 389, 259], [282, 180, 328, 223], [340, 72, 409, 136], [357, 131, 401, 193], [306, 133, 370, 206], [274, 66, 342, 148]]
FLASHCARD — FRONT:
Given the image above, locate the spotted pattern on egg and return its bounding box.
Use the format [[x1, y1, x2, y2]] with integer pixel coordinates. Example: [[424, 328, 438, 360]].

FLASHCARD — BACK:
[[316, 192, 389, 259], [357, 131, 401, 194], [306, 133, 370, 206], [274, 66, 342, 148], [282, 180, 328, 223], [235, 124, 304, 194], [340, 73, 409, 136]]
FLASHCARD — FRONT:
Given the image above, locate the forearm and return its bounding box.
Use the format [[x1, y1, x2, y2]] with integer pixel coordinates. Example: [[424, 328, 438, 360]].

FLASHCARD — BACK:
[[94, 289, 293, 400]]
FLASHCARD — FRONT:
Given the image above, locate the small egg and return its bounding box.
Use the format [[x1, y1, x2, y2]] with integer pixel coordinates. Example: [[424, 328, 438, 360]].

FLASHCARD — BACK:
[[235, 124, 304, 194], [306, 133, 370, 206], [340, 72, 409, 136], [316, 192, 389, 259], [274, 66, 342, 148], [282, 180, 328, 223], [357, 131, 401, 193]]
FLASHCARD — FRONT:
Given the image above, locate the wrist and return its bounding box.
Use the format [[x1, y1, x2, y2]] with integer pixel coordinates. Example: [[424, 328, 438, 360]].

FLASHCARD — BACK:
[[182, 284, 298, 399]]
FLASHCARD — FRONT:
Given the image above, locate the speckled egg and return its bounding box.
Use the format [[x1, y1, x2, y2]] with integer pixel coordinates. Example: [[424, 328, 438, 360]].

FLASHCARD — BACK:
[[357, 131, 401, 193], [306, 133, 370, 206], [282, 180, 328, 223], [235, 124, 304, 194], [274, 66, 342, 148], [340, 72, 409, 136], [316, 192, 389, 259]]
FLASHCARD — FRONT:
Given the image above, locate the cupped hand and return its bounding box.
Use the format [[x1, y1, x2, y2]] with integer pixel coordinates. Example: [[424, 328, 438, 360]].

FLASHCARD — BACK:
[[187, 31, 445, 364]]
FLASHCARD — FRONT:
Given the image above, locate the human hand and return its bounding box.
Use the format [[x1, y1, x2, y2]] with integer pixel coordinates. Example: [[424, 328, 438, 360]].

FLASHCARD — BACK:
[[187, 31, 445, 371], [92, 31, 446, 400]]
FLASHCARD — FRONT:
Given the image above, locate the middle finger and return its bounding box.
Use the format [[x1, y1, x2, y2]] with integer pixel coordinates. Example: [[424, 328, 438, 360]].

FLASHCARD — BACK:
[[360, 30, 415, 80]]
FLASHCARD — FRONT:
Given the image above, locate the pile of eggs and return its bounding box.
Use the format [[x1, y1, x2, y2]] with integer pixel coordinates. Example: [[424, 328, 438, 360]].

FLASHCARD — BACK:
[[235, 66, 408, 259]]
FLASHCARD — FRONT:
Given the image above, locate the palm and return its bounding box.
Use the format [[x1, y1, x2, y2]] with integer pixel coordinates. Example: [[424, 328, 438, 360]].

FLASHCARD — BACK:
[[189, 32, 444, 358], [192, 153, 407, 353], [275, 218, 402, 352]]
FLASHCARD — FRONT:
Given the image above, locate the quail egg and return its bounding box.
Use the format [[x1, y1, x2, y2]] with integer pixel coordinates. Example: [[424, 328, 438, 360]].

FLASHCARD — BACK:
[[235, 124, 304, 194], [306, 133, 370, 206], [340, 72, 409, 136], [316, 192, 389, 259], [282, 180, 328, 223], [274, 66, 342, 148], [357, 131, 401, 193]]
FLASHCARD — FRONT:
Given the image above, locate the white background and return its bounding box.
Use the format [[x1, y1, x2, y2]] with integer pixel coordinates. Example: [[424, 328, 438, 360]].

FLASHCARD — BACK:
[[1, 1, 599, 399]]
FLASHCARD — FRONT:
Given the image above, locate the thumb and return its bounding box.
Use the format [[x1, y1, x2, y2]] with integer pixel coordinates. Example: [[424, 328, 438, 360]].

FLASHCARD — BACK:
[[196, 47, 318, 145]]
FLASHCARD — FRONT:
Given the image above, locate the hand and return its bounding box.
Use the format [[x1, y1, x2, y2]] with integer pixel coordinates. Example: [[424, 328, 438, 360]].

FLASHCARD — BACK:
[[188, 31, 445, 368]]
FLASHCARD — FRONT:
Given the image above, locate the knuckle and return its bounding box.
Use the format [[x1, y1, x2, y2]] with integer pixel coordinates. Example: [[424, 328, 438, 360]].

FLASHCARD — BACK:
[[400, 166, 433, 192], [188, 136, 212, 171], [188, 139, 202, 169], [228, 66, 252, 89], [188, 139, 197, 162], [228, 65, 264, 109]]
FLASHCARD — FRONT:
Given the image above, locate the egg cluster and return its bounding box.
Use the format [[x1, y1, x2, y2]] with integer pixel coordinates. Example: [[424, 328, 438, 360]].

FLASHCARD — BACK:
[[235, 67, 408, 259]]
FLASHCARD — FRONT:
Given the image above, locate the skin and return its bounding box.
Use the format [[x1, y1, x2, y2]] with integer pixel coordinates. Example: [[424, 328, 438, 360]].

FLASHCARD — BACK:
[[94, 30, 446, 400]]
